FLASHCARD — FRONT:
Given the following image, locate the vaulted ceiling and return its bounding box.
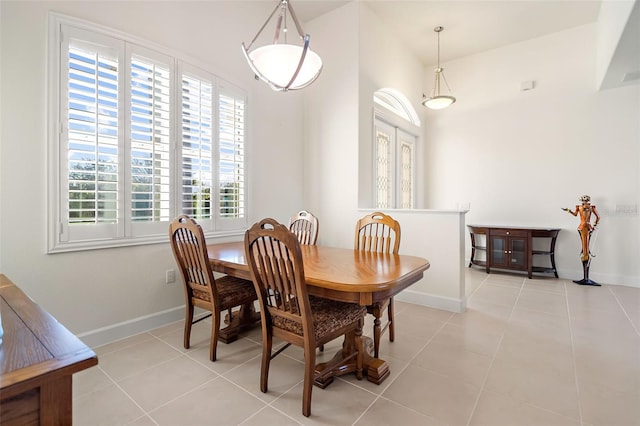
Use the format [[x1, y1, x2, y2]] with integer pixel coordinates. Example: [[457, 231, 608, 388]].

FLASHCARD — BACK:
[[250, 0, 639, 88], [289, 0, 602, 65]]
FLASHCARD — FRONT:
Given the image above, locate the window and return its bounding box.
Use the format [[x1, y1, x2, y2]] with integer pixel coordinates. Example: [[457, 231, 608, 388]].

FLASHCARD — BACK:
[[373, 88, 420, 127], [48, 14, 247, 252], [372, 89, 420, 209], [374, 117, 416, 209]]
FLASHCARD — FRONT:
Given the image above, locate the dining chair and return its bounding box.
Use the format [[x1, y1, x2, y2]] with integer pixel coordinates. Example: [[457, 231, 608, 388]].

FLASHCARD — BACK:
[[288, 210, 319, 245], [245, 218, 366, 417], [169, 215, 258, 362], [354, 211, 401, 358], [288, 210, 326, 352]]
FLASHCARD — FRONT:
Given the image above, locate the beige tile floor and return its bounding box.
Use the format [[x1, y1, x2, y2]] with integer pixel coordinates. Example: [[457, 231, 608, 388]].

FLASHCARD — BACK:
[[73, 269, 640, 425]]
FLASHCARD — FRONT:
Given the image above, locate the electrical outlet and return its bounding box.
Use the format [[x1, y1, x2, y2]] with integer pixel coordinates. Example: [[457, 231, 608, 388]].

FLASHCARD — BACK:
[[165, 269, 176, 284]]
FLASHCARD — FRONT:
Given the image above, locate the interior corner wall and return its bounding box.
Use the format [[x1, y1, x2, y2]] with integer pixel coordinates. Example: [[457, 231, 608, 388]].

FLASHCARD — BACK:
[[0, 1, 304, 344], [303, 3, 361, 248], [424, 23, 640, 287]]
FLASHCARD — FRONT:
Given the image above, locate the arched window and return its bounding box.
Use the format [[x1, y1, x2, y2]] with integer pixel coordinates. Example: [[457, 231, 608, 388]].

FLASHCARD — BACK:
[[373, 88, 420, 127]]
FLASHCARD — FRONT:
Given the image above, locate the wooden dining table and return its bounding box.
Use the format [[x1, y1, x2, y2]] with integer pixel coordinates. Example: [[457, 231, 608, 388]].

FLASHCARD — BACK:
[[207, 241, 430, 386], [0, 274, 98, 425]]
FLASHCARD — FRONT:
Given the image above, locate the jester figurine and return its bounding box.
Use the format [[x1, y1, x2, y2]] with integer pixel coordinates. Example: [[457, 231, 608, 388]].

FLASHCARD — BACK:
[[562, 195, 601, 286]]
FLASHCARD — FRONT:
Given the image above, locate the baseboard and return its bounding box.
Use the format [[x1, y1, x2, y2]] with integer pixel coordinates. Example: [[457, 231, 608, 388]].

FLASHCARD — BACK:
[[77, 306, 185, 349], [395, 289, 466, 313]]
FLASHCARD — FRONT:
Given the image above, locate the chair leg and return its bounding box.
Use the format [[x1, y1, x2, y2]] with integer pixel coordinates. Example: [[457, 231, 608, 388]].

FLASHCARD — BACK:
[[260, 331, 272, 393], [210, 308, 221, 362], [184, 302, 194, 350], [388, 297, 395, 343], [302, 344, 316, 417]]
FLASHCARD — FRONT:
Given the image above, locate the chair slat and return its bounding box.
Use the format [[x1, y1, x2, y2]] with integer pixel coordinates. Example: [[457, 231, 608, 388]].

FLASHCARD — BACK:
[[288, 210, 319, 245]]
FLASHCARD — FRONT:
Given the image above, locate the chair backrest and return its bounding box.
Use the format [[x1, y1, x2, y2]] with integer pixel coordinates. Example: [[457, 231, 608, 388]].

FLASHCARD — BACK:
[[354, 212, 401, 254], [169, 215, 216, 303], [245, 218, 312, 340], [288, 210, 319, 245]]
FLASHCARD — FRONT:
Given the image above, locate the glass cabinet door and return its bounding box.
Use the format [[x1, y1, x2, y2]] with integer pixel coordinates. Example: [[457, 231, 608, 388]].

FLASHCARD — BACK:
[[510, 238, 527, 268], [491, 237, 508, 267]]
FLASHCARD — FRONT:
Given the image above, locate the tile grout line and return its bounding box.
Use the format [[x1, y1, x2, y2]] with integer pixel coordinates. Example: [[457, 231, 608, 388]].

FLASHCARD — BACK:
[[92, 363, 160, 425], [464, 275, 525, 426], [564, 280, 585, 426], [149, 344, 302, 425], [606, 285, 640, 337], [218, 372, 304, 426], [351, 315, 452, 425]]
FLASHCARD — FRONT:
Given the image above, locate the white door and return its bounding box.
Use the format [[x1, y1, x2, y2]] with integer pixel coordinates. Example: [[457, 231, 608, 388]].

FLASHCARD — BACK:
[[374, 118, 415, 209]]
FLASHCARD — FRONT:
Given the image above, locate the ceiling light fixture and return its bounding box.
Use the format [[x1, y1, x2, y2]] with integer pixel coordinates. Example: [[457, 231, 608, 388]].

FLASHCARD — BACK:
[[241, 0, 323, 91], [422, 26, 456, 109]]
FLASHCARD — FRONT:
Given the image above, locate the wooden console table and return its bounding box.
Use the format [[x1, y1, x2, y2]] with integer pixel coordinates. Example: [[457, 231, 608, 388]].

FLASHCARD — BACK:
[[467, 225, 560, 279], [0, 274, 98, 425]]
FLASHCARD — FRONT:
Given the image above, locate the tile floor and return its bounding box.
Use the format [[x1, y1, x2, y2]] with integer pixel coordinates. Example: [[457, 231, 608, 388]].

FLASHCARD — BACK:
[[73, 269, 640, 425]]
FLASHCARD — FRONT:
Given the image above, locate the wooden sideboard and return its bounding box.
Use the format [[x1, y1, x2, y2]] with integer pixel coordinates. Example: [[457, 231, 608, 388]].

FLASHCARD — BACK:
[[0, 274, 98, 425], [467, 225, 560, 279]]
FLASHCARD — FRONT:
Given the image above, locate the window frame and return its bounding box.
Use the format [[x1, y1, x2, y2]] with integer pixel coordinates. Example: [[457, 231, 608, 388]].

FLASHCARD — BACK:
[[47, 13, 248, 253]]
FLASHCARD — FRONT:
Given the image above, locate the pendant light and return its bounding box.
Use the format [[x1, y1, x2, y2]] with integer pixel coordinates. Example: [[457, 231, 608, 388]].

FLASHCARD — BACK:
[[241, 0, 323, 91], [422, 26, 456, 109]]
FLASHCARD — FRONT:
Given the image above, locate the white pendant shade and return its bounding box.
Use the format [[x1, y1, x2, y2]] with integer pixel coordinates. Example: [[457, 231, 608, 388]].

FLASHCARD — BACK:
[[248, 44, 322, 90], [422, 95, 456, 110], [242, 0, 323, 91]]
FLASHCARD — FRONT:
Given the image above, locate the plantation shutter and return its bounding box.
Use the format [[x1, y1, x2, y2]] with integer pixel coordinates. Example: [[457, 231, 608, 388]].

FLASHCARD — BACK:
[[61, 26, 124, 243], [217, 83, 246, 228], [180, 70, 214, 222], [51, 16, 250, 251], [129, 52, 172, 224], [67, 46, 120, 224]]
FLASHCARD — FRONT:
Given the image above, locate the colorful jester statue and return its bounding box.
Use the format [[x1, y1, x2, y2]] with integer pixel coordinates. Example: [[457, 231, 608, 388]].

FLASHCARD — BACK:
[[562, 195, 601, 286]]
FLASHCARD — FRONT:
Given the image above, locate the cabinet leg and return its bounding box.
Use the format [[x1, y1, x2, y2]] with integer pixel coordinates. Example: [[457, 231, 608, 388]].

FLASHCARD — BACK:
[[551, 254, 558, 278]]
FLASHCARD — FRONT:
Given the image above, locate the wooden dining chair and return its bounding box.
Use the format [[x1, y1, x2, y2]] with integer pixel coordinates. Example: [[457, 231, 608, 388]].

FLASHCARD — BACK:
[[288, 210, 319, 245], [169, 215, 259, 362], [288, 210, 327, 351], [245, 218, 366, 417], [354, 211, 401, 358]]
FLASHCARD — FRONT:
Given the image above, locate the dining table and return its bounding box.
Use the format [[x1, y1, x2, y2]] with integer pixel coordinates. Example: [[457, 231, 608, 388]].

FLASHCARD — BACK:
[[207, 241, 430, 386]]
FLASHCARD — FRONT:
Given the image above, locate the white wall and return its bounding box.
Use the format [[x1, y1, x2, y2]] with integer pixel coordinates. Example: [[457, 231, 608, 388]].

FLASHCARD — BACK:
[[381, 209, 467, 312], [0, 1, 305, 345], [302, 2, 360, 247], [424, 23, 640, 286]]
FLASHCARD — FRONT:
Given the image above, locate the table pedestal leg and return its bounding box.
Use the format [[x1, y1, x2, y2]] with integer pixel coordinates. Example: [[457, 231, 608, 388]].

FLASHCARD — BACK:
[[314, 332, 390, 388], [218, 302, 261, 343]]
